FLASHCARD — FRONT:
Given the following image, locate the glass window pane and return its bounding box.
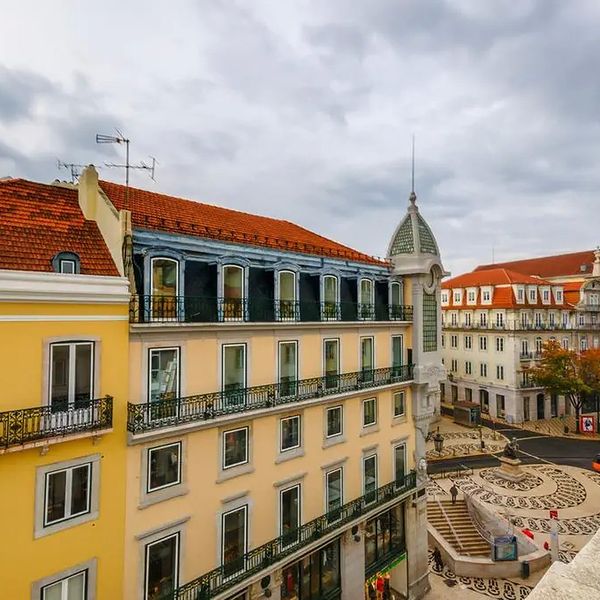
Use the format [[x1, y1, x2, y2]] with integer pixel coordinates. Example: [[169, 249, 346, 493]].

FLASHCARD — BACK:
[[224, 429, 248, 468], [279, 272, 295, 302], [149, 349, 179, 402], [66, 572, 86, 600], [152, 259, 178, 297], [391, 282, 401, 306], [51, 344, 70, 410], [281, 416, 300, 451], [320, 541, 340, 594], [279, 343, 297, 384], [42, 580, 63, 600], [326, 470, 342, 513], [146, 534, 178, 600], [46, 470, 66, 524], [70, 464, 90, 516], [281, 563, 300, 600], [394, 392, 405, 417], [395, 445, 406, 485], [224, 266, 243, 299], [281, 486, 300, 544], [360, 280, 372, 304], [149, 444, 181, 491], [392, 337, 403, 368], [74, 344, 93, 405], [223, 508, 246, 576], [324, 277, 337, 303], [361, 338, 373, 371], [223, 346, 245, 392], [327, 407, 342, 437], [363, 399, 376, 426], [324, 340, 339, 389], [364, 456, 377, 499]]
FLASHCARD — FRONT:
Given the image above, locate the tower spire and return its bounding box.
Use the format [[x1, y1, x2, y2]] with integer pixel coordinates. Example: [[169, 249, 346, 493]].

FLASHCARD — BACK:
[[410, 134, 417, 206]]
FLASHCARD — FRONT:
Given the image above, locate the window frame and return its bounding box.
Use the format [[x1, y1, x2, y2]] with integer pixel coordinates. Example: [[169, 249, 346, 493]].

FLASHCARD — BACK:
[[32, 559, 97, 600], [150, 256, 180, 297], [147, 442, 182, 494], [326, 405, 343, 438], [362, 397, 377, 428], [393, 443, 407, 488], [222, 427, 249, 470], [221, 343, 247, 395], [49, 341, 95, 408], [280, 415, 301, 452], [144, 532, 180, 600], [280, 484, 301, 544], [148, 346, 180, 403], [277, 270, 296, 303], [325, 468, 343, 519], [221, 505, 248, 578], [393, 391, 405, 418], [43, 462, 92, 528], [362, 454, 378, 503]]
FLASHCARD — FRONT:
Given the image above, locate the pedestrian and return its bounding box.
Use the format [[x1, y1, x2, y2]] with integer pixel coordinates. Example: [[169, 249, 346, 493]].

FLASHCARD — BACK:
[[450, 482, 458, 504], [432, 547, 444, 572]]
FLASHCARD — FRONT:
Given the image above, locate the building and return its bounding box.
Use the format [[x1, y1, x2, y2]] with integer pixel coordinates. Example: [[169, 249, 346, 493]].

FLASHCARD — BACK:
[[440, 249, 600, 423], [0, 178, 130, 598], [82, 166, 443, 600]]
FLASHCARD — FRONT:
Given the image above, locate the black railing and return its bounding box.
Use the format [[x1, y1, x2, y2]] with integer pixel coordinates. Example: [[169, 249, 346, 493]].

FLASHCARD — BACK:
[[129, 295, 413, 324], [0, 396, 113, 450], [127, 365, 414, 434], [175, 472, 417, 600]]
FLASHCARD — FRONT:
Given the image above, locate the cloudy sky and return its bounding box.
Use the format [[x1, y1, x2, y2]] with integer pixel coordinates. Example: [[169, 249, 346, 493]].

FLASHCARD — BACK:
[[1, 0, 599, 275]]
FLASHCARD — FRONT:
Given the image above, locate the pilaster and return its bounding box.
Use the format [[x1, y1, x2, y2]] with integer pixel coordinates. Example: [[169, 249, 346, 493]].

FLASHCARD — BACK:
[[405, 493, 431, 600], [341, 527, 366, 600]]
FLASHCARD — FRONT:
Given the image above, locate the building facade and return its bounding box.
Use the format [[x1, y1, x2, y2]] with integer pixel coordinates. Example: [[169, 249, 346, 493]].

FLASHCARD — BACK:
[[440, 249, 600, 423], [0, 179, 130, 599]]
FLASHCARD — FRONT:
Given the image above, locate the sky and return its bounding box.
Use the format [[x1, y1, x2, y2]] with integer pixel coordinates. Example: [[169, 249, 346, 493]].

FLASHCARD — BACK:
[[1, 0, 599, 276]]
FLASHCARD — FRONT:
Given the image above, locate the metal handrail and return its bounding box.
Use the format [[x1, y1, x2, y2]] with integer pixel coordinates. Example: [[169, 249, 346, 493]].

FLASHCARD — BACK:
[[463, 494, 495, 545], [128, 364, 414, 434], [434, 494, 465, 554]]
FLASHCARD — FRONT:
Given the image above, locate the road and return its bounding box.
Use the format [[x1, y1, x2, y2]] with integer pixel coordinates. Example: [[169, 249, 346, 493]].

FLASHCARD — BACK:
[[429, 424, 600, 473]]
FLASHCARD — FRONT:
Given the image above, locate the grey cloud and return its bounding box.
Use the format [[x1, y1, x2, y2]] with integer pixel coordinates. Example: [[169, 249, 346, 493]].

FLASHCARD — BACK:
[[0, 65, 54, 121]]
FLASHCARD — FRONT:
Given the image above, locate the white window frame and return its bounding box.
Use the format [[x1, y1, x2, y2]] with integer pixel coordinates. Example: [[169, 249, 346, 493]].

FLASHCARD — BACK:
[[221, 343, 247, 393], [59, 259, 77, 274], [393, 391, 405, 418], [49, 341, 95, 406], [325, 468, 343, 517], [222, 427, 249, 470], [362, 397, 377, 427], [393, 443, 407, 488], [221, 505, 248, 578], [326, 405, 343, 438], [280, 415, 301, 452], [148, 346, 180, 403], [32, 559, 97, 600], [323, 338, 340, 382], [44, 463, 92, 527], [278, 340, 298, 385], [279, 484, 301, 542], [147, 442, 182, 493], [144, 532, 180, 600], [362, 454, 378, 502]]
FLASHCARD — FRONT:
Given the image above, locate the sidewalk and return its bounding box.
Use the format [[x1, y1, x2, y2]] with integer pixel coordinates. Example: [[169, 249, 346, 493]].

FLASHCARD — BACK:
[[485, 414, 600, 440]]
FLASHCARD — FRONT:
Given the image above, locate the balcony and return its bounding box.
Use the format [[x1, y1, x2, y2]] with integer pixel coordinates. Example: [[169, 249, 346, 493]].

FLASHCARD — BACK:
[[519, 352, 542, 361], [518, 379, 541, 389], [175, 471, 416, 600], [129, 295, 413, 325], [0, 396, 113, 452], [127, 365, 414, 435]]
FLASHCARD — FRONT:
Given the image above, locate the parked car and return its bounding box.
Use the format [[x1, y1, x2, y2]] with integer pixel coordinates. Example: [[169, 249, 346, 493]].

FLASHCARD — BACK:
[[592, 454, 600, 472]]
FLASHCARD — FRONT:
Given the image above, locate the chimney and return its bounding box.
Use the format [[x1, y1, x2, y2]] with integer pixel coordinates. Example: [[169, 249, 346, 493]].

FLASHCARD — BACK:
[[593, 247, 600, 277], [78, 165, 99, 220]]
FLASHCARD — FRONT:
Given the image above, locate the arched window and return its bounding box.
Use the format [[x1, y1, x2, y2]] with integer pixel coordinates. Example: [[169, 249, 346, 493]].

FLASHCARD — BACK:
[[222, 265, 245, 320], [359, 279, 374, 320], [322, 275, 339, 320], [151, 258, 179, 320], [278, 270, 296, 320]]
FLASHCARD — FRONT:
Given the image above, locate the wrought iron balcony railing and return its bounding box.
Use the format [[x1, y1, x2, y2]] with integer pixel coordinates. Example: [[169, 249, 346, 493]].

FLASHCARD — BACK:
[[127, 364, 414, 434], [0, 396, 113, 451], [519, 352, 542, 360], [129, 295, 413, 324], [175, 471, 416, 600]]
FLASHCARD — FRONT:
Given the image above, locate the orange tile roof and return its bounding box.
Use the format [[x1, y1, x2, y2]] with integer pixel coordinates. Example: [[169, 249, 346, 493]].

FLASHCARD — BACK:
[[442, 268, 549, 288], [99, 180, 385, 266], [475, 250, 595, 278], [0, 178, 119, 276]]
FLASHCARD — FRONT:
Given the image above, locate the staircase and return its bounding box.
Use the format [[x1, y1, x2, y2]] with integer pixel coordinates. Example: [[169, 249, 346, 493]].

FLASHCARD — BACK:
[[427, 499, 491, 557]]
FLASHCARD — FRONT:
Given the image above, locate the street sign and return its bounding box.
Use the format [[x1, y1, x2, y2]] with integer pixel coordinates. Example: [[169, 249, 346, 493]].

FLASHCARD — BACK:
[[549, 509, 558, 520], [580, 415, 596, 433]]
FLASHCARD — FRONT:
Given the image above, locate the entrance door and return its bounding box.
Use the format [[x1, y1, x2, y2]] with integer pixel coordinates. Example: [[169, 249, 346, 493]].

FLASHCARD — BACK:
[[536, 393, 545, 420], [523, 397, 530, 421], [479, 389, 489, 414]]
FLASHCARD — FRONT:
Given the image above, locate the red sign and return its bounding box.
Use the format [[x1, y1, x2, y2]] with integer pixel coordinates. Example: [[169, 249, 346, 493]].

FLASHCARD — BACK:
[[549, 510, 558, 520], [580, 415, 596, 434]]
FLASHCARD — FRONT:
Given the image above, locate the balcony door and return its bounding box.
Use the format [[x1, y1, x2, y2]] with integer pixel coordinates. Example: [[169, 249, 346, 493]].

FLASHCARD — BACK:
[[360, 337, 374, 383], [278, 271, 297, 321], [222, 344, 246, 407], [151, 258, 178, 321], [222, 506, 247, 579], [323, 339, 339, 390], [323, 276, 339, 320], [392, 335, 403, 378], [278, 341, 297, 397], [148, 348, 180, 421], [222, 265, 244, 321], [359, 279, 374, 320]]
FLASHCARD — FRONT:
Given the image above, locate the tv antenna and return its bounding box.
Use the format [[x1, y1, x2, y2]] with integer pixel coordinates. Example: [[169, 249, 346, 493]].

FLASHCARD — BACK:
[[56, 160, 102, 183]]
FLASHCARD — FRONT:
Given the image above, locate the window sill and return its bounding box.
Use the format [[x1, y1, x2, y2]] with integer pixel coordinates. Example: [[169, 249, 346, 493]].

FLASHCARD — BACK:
[[139, 484, 189, 509], [216, 463, 255, 483], [359, 425, 380, 437], [322, 435, 346, 449], [275, 447, 305, 464], [392, 415, 407, 427], [35, 510, 99, 539]]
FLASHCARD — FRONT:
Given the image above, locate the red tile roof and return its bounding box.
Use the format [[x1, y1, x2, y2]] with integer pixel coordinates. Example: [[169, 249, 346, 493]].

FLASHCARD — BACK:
[[99, 180, 385, 266], [442, 268, 549, 289], [475, 250, 595, 278], [0, 178, 119, 276]]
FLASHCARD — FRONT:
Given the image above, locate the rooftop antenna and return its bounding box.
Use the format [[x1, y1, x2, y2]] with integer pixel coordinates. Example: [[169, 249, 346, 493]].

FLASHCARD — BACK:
[[411, 134, 415, 194], [57, 160, 102, 183]]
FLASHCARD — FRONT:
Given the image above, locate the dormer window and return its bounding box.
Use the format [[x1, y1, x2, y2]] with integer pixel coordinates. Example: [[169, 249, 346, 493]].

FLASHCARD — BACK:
[[482, 290, 491, 302], [529, 288, 537, 303], [441, 291, 449, 304], [52, 252, 81, 275], [542, 289, 550, 303], [517, 288, 524, 302], [453, 290, 462, 304], [467, 290, 476, 304]]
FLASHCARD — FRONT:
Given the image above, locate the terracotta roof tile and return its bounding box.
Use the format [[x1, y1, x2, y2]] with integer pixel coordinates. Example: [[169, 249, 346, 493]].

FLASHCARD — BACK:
[[99, 180, 385, 266], [0, 179, 119, 276], [475, 250, 595, 278], [442, 268, 550, 288]]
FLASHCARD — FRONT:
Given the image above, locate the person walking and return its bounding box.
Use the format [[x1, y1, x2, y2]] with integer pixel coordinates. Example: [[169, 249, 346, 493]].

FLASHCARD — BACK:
[[449, 482, 458, 504], [432, 547, 444, 572]]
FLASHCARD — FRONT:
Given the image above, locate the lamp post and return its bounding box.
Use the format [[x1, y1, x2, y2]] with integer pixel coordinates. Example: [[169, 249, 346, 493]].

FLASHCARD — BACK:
[[433, 427, 444, 455], [479, 424, 485, 450]]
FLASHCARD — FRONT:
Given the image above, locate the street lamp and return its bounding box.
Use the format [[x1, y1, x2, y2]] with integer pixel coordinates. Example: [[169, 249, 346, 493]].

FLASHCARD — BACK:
[[433, 428, 444, 455]]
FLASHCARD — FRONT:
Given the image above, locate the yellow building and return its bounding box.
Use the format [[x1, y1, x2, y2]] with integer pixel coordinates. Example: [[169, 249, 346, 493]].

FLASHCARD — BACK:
[[95, 169, 444, 600], [0, 178, 130, 599]]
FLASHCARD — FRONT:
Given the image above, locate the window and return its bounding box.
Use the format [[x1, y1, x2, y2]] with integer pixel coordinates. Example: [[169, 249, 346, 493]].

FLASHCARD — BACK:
[[359, 279, 374, 319], [496, 365, 504, 380], [59, 259, 76, 274], [440, 382, 445, 401], [521, 339, 529, 355], [147, 443, 181, 493], [44, 463, 91, 527], [423, 292, 438, 351], [222, 506, 247, 578], [467, 290, 476, 303], [451, 359, 458, 372], [393, 391, 405, 418], [324, 339, 339, 389], [280, 415, 301, 452], [391, 335, 403, 377], [479, 336, 487, 351], [453, 291, 462, 304], [394, 444, 406, 487], [517, 288, 524, 302], [277, 271, 297, 320], [148, 347, 179, 403], [529, 289, 536, 303], [549, 312, 556, 326], [465, 361, 472, 375], [360, 337, 374, 382], [326, 469, 343, 520], [556, 290, 563, 303], [535, 313, 542, 327], [50, 342, 94, 412], [151, 257, 178, 320], [326, 406, 343, 437], [222, 344, 246, 405], [464, 312, 472, 326], [562, 337, 569, 350], [145, 533, 179, 600], [323, 276, 339, 319], [581, 338, 588, 351], [451, 385, 458, 403], [363, 455, 377, 503], [496, 313, 504, 327], [391, 281, 402, 306], [451, 313, 457, 326], [451, 335, 458, 348], [480, 313, 487, 326], [41, 570, 87, 600], [482, 290, 491, 302], [465, 335, 472, 349], [496, 337, 504, 352], [579, 314, 585, 326], [543, 290, 550, 302], [441, 334, 445, 348], [222, 265, 244, 320], [280, 485, 300, 546], [480, 363, 487, 377], [52, 251, 81, 275], [465, 388, 473, 402], [278, 341, 297, 397], [496, 394, 505, 418], [535, 337, 543, 354], [441, 291, 449, 304], [223, 427, 248, 469], [362, 398, 377, 427]]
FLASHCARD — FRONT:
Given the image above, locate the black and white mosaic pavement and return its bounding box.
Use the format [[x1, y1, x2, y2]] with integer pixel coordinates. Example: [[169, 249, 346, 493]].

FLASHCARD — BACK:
[[478, 469, 544, 492]]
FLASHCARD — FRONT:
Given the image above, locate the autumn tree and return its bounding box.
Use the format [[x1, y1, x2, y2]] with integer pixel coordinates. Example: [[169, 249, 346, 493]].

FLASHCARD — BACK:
[[528, 340, 600, 433]]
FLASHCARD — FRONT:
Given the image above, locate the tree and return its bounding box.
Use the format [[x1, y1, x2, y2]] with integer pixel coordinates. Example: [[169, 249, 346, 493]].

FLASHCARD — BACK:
[[527, 340, 599, 433]]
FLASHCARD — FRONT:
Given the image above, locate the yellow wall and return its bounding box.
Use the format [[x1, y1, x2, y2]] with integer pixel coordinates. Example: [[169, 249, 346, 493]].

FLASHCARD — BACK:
[[124, 324, 415, 597], [0, 301, 129, 599]]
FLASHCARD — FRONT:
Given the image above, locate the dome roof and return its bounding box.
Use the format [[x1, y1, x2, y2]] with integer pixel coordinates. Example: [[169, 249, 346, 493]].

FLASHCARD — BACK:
[[387, 191, 439, 258]]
